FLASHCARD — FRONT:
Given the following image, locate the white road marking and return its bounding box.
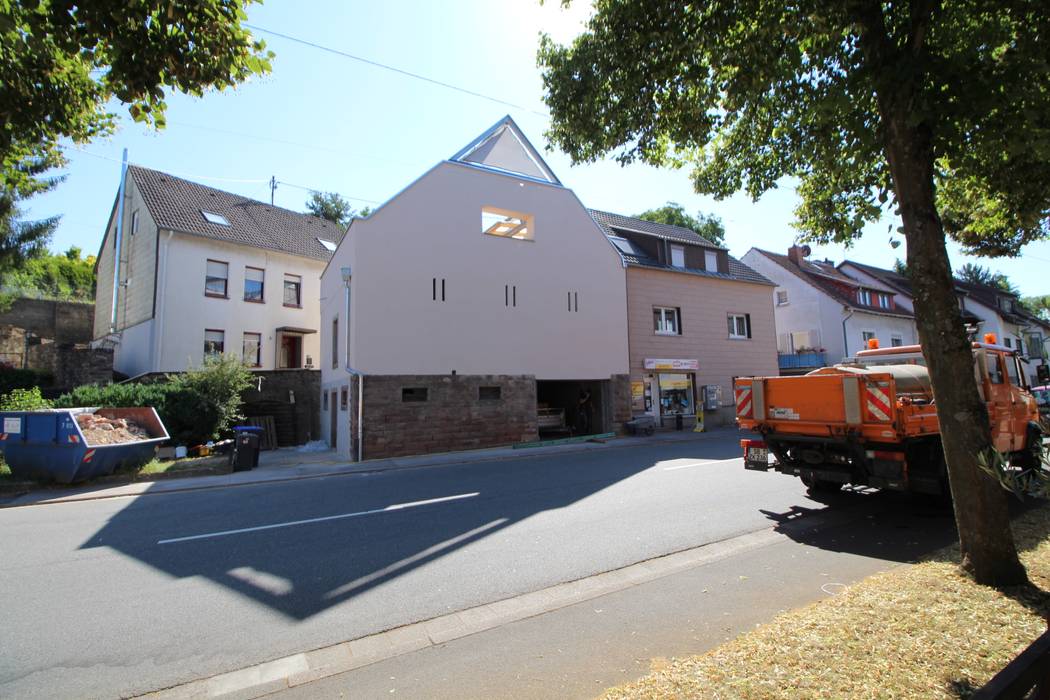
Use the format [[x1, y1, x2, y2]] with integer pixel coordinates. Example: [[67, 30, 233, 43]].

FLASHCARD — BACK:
[[663, 457, 742, 472], [157, 492, 480, 545]]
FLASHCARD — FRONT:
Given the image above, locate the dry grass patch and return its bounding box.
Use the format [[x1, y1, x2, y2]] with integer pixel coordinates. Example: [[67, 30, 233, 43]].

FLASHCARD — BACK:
[[602, 504, 1050, 700]]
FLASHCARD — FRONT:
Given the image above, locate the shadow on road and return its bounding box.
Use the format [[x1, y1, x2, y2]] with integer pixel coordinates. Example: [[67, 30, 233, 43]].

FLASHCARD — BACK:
[[78, 439, 737, 620], [761, 486, 959, 565]]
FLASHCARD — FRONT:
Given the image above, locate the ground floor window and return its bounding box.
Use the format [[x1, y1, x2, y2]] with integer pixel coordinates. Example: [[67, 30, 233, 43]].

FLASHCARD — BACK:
[[204, 329, 224, 360], [242, 332, 261, 367], [891, 334, 903, 347]]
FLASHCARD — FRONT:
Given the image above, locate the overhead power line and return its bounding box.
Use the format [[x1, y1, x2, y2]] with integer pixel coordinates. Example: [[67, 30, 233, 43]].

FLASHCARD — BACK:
[[244, 23, 549, 117], [276, 179, 382, 205]]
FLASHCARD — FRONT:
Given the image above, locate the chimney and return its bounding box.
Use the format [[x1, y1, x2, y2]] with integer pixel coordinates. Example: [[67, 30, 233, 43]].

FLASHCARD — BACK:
[[787, 244, 810, 266]]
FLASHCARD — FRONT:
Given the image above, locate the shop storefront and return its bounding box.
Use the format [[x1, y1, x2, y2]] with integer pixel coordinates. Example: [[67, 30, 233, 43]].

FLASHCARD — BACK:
[[638, 358, 699, 425]]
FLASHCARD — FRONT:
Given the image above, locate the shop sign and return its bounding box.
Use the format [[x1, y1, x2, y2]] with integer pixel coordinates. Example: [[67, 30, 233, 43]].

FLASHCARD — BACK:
[[631, 381, 645, 400], [644, 358, 699, 371]]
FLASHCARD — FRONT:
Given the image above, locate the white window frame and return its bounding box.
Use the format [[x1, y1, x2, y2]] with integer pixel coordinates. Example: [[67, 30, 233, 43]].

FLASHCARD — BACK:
[[890, 334, 904, 347], [728, 313, 750, 340], [858, 289, 872, 306], [776, 290, 789, 306], [670, 245, 686, 268], [705, 250, 718, 272], [653, 306, 680, 336]]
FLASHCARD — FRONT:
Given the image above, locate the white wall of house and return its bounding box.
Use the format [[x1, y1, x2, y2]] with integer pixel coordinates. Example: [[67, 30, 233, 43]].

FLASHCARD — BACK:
[[742, 250, 918, 365], [151, 233, 326, 372], [323, 161, 629, 379], [112, 319, 155, 377]]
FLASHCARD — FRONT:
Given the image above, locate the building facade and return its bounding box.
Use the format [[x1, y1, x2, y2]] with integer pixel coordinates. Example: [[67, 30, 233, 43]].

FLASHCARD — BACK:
[[590, 211, 777, 426], [320, 117, 631, 459], [93, 165, 341, 377], [742, 246, 917, 373]]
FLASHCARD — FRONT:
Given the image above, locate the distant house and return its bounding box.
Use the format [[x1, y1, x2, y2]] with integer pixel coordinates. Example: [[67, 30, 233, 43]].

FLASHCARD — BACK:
[[839, 259, 1050, 384], [320, 116, 631, 460], [93, 165, 342, 378], [742, 246, 916, 373], [589, 210, 776, 425]]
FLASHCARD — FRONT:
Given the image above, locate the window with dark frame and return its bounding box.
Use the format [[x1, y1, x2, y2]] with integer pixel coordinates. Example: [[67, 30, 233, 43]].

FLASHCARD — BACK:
[[728, 313, 752, 339], [205, 260, 228, 297], [204, 329, 225, 359], [242, 332, 261, 367], [331, 317, 339, 369], [323, 390, 328, 411], [131, 210, 139, 235], [244, 267, 265, 302], [283, 273, 302, 306], [402, 387, 428, 402], [776, 290, 789, 305], [479, 386, 502, 401], [653, 307, 681, 335]]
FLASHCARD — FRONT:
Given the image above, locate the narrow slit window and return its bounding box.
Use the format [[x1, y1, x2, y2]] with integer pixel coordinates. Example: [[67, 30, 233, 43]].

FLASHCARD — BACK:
[[482, 207, 534, 240], [331, 317, 339, 369]]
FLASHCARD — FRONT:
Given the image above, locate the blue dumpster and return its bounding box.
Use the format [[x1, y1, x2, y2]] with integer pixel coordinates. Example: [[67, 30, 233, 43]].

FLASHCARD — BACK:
[[0, 407, 169, 484]]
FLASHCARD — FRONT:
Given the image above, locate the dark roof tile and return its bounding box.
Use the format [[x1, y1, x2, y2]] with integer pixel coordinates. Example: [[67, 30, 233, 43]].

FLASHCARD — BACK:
[[129, 165, 342, 262]]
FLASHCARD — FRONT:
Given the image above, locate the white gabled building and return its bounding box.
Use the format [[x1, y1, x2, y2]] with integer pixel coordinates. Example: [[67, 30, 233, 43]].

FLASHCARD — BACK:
[[93, 165, 342, 378], [742, 246, 917, 373], [320, 116, 631, 460]]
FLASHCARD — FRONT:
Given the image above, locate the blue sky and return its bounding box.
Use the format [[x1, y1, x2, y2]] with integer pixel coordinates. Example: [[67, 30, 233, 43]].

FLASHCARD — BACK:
[[25, 0, 1050, 297]]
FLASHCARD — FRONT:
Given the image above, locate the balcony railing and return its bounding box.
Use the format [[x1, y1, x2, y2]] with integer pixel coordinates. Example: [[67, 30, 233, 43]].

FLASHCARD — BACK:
[[778, 351, 827, 370]]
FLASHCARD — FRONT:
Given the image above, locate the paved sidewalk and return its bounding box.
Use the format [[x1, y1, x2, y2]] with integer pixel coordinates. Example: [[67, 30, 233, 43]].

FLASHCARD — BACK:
[[0, 426, 740, 508]]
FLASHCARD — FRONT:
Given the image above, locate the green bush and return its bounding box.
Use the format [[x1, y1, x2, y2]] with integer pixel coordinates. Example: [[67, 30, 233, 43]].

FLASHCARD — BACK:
[[0, 386, 52, 411], [54, 355, 253, 446]]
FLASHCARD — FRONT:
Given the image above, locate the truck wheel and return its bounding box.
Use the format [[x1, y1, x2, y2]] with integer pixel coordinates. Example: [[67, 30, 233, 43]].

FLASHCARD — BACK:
[[1014, 426, 1044, 471]]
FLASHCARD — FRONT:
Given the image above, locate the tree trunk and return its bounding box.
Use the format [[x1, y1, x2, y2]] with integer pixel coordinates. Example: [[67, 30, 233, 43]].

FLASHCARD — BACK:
[[851, 1, 1027, 586]]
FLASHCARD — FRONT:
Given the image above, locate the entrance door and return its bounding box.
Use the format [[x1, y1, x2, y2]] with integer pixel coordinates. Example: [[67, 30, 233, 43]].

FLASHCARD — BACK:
[[279, 334, 302, 368], [658, 373, 695, 418], [329, 391, 338, 449]]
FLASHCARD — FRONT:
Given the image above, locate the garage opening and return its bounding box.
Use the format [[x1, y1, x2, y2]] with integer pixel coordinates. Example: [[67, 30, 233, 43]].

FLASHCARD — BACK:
[[536, 380, 609, 436]]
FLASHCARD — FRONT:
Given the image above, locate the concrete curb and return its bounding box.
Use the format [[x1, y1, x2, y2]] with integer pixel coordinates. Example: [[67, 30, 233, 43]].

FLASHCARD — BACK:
[[1, 428, 741, 509], [138, 525, 784, 699]]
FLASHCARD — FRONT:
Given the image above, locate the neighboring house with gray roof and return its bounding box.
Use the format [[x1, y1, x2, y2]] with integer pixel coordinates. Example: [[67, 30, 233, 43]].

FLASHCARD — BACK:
[[591, 209, 778, 425], [743, 246, 918, 373], [94, 164, 342, 377]]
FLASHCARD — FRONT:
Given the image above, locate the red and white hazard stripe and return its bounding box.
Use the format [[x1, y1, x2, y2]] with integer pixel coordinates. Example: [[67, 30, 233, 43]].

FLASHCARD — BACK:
[[735, 385, 753, 418], [82, 449, 96, 463], [865, 383, 893, 422]]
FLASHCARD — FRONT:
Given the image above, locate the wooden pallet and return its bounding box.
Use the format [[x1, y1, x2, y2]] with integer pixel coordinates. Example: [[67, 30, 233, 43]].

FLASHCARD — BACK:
[[246, 416, 278, 450]]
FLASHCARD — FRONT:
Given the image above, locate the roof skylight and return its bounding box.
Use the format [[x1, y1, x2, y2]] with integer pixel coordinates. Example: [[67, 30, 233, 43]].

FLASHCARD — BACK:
[[201, 210, 230, 226], [317, 238, 337, 252]]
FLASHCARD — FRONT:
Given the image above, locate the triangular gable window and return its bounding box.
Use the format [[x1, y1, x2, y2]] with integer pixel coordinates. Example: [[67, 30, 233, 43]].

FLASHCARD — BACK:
[[450, 116, 561, 185]]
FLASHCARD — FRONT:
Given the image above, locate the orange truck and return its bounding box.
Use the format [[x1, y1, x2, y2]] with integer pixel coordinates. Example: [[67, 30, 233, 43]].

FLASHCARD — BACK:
[[736, 336, 1043, 496]]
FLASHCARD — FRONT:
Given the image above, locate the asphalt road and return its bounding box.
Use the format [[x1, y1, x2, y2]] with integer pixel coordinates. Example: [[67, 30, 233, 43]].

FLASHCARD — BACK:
[[0, 432, 929, 698]]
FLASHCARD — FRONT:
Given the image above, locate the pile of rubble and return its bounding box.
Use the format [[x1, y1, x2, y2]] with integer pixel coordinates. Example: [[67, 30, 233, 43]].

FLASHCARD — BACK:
[[75, 413, 150, 445]]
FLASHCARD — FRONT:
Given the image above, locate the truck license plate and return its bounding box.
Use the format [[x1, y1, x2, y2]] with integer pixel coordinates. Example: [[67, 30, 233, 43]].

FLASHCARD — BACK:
[[745, 446, 770, 470]]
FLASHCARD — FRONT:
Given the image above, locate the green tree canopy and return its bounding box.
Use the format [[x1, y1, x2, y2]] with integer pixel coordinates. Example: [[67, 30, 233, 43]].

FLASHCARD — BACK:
[[0, 158, 61, 274], [306, 192, 357, 228], [1, 246, 96, 300], [635, 202, 725, 246], [540, 0, 1050, 586], [957, 263, 1017, 294], [0, 1, 272, 193], [1023, 295, 1050, 322]]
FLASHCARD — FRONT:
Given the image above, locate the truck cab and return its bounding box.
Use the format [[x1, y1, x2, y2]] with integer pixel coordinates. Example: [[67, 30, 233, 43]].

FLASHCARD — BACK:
[[736, 334, 1041, 496]]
